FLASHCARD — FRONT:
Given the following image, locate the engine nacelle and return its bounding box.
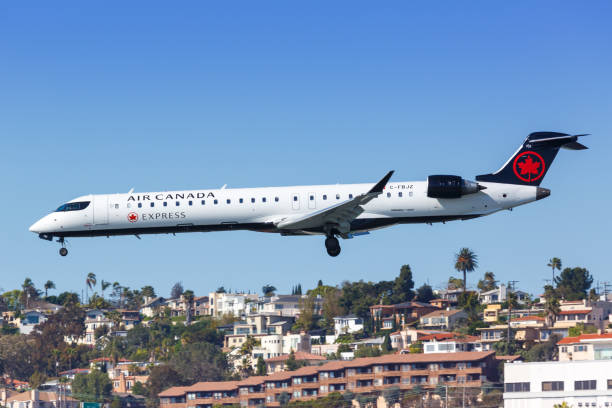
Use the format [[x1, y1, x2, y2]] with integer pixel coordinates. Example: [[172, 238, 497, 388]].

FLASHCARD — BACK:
[[427, 175, 484, 199]]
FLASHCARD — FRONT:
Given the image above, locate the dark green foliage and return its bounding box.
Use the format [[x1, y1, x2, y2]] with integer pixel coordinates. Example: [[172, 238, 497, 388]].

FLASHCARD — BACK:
[[146, 365, 184, 398], [131, 381, 147, 396], [391, 265, 415, 304], [278, 391, 291, 407], [56, 291, 81, 306], [568, 323, 597, 337], [354, 346, 381, 358], [169, 342, 230, 384], [170, 282, 184, 299], [525, 334, 561, 362], [382, 333, 392, 352], [415, 284, 434, 303], [554, 267, 593, 300], [72, 370, 113, 402], [256, 355, 267, 376]]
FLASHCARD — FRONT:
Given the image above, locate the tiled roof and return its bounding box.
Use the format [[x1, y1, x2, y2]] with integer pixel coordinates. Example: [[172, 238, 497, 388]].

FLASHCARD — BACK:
[[510, 316, 545, 322], [557, 333, 612, 345], [558, 310, 591, 315], [265, 351, 326, 362], [159, 351, 496, 397], [7, 392, 77, 403], [421, 309, 464, 318], [495, 355, 522, 362]]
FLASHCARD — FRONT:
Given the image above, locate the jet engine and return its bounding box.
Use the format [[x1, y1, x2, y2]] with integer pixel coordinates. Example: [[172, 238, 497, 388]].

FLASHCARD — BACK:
[[427, 175, 485, 199]]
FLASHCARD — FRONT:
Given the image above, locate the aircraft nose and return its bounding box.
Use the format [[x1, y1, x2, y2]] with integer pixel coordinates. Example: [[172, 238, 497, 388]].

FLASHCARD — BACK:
[[29, 217, 49, 233]]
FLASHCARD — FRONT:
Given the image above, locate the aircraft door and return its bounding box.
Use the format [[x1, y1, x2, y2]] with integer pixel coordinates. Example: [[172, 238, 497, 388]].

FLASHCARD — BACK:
[[291, 193, 300, 210], [308, 192, 316, 209], [93, 195, 109, 225]]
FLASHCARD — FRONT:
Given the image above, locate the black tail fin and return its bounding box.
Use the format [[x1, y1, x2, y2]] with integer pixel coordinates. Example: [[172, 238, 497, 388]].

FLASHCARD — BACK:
[[476, 132, 588, 186]]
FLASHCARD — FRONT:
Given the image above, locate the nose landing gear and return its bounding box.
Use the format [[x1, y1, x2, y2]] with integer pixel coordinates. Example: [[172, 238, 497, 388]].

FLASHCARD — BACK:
[[325, 236, 341, 257], [58, 237, 68, 257]]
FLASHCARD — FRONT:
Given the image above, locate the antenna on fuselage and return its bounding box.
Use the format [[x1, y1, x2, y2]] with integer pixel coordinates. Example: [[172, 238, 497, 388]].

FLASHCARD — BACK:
[[221, 184, 227, 190], [128, 188, 134, 194]]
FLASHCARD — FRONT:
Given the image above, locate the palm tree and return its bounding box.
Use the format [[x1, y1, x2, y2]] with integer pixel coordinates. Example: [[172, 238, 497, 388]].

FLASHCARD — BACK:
[[454, 248, 478, 292], [100, 280, 111, 299], [547, 258, 562, 284], [543, 285, 560, 327], [183, 290, 195, 325], [44, 280, 56, 298], [262, 285, 277, 297], [85, 273, 97, 303]]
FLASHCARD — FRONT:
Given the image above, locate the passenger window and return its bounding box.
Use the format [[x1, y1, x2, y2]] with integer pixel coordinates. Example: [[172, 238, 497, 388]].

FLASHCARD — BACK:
[[336, 194, 340, 200], [398, 192, 403, 197], [114, 204, 119, 209], [163, 202, 167, 207], [310, 195, 314, 200], [176, 201, 180, 206], [189, 201, 193, 206], [262, 197, 267, 203], [323, 195, 327, 200], [239, 198, 244, 204], [409, 192, 413, 197], [201, 200, 205, 205], [349, 194, 353, 199], [293, 196, 298, 202], [127, 203, 131, 208], [138, 203, 142, 208], [275, 197, 279, 202], [150, 202, 155, 207], [214, 199, 218, 205], [387, 192, 391, 198], [251, 198, 255, 203], [227, 199, 231, 204]]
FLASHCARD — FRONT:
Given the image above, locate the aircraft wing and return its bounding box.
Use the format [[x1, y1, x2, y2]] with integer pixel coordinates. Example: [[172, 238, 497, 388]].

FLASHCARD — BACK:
[[275, 171, 394, 232]]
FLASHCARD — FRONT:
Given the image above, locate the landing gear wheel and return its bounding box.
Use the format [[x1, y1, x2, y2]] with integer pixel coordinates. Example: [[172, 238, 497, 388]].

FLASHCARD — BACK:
[[59, 247, 68, 257], [325, 236, 341, 257]]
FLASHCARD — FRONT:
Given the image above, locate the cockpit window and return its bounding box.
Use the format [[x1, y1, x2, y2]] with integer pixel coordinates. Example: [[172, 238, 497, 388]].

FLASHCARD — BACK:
[[55, 201, 90, 212]]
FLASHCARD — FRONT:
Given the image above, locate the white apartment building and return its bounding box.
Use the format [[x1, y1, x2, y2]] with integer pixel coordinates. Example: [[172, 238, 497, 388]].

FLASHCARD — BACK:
[[251, 332, 311, 360], [333, 315, 364, 337], [208, 292, 259, 318], [503, 359, 612, 408], [557, 333, 612, 362]]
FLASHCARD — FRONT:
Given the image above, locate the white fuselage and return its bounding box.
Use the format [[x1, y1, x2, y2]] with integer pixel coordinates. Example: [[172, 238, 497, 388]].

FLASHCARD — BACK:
[[29, 180, 539, 238]]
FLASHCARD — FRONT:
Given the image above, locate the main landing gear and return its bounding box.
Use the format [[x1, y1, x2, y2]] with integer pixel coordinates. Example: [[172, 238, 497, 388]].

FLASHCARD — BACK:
[[58, 237, 68, 257], [325, 236, 341, 257]]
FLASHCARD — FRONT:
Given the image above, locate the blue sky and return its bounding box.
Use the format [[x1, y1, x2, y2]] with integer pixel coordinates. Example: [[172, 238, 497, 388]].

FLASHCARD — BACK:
[[1, 1, 610, 300]]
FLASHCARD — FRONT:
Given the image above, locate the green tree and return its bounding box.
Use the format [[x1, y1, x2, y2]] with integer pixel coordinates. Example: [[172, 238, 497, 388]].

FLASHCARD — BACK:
[[72, 370, 112, 402], [1, 335, 35, 380], [256, 356, 267, 376], [29, 371, 47, 390], [262, 285, 277, 297], [285, 350, 299, 371], [169, 342, 230, 384], [391, 265, 415, 303], [146, 365, 184, 399], [415, 284, 434, 303], [547, 257, 562, 283], [554, 267, 593, 300], [100, 280, 112, 299], [543, 285, 561, 326], [278, 391, 291, 407], [141, 285, 156, 299], [382, 333, 392, 352], [131, 381, 147, 396], [383, 386, 400, 406], [455, 248, 478, 292], [182, 290, 195, 325], [43, 280, 56, 298], [477, 271, 497, 292], [85, 272, 97, 303], [447, 276, 464, 290], [170, 282, 184, 299]]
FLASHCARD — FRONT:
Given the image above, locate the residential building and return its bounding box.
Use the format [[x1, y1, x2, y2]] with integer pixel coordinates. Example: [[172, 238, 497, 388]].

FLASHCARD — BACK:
[[422, 334, 483, 354], [434, 289, 466, 306], [557, 333, 612, 361], [419, 309, 467, 330], [484, 304, 502, 323], [265, 351, 326, 373], [479, 284, 529, 305], [112, 372, 149, 394], [260, 295, 323, 318], [139, 297, 166, 318], [118, 310, 141, 330], [19, 310, 47, 335], [554, 299, 612, 331], [252, 332, 311, 361], [81, 309, 113, 345], [370, 301, 439, 331], [159, 351, 498, 408], [193, 296, 209, 316], [208, 292, 259, 318], [223, 314, 295, 349], [2, 390, 79, 408], [333, 315, 364, 337], [311, 343, 340, 357], [503, 359, 612, 408]]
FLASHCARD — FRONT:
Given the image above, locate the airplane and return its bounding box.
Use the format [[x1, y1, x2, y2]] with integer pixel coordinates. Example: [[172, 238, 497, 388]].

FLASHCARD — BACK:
[[30, 132, 587, 257]]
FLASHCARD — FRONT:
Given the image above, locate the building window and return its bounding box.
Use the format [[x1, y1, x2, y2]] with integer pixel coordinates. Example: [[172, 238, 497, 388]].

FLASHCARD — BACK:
[[505, 382, 530, 392], [561, 346, 567, 352], [575, 380, 596, 390], [542, 381, 564, 391], [574, 345, 587, 352]]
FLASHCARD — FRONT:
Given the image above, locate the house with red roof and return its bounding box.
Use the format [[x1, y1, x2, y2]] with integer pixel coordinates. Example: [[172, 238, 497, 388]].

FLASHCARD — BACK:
[[557, 332, 612, 361]]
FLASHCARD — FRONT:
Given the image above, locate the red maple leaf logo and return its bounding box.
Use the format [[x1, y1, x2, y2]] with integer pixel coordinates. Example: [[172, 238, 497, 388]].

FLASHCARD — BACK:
[[127, 212, 138, 222], [513, 151, 545, 182]]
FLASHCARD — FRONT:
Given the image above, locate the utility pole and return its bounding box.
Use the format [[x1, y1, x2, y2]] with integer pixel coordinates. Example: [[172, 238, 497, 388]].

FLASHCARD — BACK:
[[445, 384, 448, 408], [462, 385, 465, 408]]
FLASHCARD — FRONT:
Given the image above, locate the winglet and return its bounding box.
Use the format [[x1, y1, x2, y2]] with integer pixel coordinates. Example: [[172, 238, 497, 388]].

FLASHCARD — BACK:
[[368, 170, 394, 194]]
